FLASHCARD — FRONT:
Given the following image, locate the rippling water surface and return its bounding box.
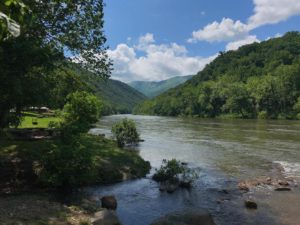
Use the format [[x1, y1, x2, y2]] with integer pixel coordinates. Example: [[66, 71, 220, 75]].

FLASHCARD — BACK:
[[86, 115, 300, 225]]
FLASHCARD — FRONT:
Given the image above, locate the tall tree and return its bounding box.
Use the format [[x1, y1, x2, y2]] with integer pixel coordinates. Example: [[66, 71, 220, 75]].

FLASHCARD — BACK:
[[0, 0, 111, 128]]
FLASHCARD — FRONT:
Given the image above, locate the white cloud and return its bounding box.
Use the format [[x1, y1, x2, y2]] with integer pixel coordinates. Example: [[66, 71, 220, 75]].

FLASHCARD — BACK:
[[188, 18, 249, 43], [248, 0, 300, 29], [108, 33, 217, 82], [226, 35, 260, 51], [189, 0, 300, 46], [107, 44, 136, 74]]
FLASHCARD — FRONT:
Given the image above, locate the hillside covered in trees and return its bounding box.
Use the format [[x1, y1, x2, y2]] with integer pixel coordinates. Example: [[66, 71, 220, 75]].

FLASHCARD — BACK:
[[86, 77, 147, 114], [49, 65, 148, 115], [134, 32, 300, 119], [129, 75, 193, 98]]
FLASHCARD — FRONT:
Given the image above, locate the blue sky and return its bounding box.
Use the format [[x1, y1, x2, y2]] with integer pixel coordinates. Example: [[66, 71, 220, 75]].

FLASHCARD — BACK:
[[104, 0, 300, 82]]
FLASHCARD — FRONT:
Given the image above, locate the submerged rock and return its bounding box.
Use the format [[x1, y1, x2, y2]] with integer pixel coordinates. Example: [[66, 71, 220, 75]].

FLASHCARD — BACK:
[[274, 187, 291, 191], [245, 200, 258, 209], [91, 209, 121, 225], [159, 180, 180, 193], [101, 196, 117, 210], [150, 209, 216, 225]]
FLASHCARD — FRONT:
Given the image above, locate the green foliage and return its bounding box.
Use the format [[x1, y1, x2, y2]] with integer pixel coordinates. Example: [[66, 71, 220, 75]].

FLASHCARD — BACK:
[[135, 32, 300, 120], [0, 135, 150, 189], [62, 91, 102, 136], [0, 0, 31, 40], [38, 139, 94, 188], [111, 118, 140, 147], [36, 92, 102, 188], [152, 159, 185, 182], [79, 69, 147, 113], [0, 0, 111, 129]]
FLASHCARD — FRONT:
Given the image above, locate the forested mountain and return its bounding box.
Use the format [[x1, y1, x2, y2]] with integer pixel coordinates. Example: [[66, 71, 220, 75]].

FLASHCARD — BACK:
[[134, 32, 300, 119], [49, 65, 147, 114], [129, 75, 193, 98], [88, 78, 147, 114]]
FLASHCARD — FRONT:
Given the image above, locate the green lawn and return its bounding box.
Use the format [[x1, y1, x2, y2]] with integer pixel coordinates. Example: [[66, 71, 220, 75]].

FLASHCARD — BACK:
[[13, 111, 62, 129], [18, 116, 62, 128]]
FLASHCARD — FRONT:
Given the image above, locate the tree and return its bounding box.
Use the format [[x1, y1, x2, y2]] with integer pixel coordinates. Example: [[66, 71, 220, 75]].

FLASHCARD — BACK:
[[112, 118, 140, 147], [0, 0, 111, 129], [39, 138, 94, 189], [62, 91, 102, 137], [0, 0, 30, 40], [39, 91, 102, 189], [222, 82, 254, 118]]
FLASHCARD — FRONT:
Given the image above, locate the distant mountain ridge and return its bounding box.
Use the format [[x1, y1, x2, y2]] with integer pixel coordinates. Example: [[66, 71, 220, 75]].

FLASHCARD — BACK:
[[129, 75, 193, 98]]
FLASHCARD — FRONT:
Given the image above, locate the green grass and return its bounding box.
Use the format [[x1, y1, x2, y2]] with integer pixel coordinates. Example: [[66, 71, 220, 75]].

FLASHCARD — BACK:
[[7, 111, 62, 129], [17, 116, 62, 128]]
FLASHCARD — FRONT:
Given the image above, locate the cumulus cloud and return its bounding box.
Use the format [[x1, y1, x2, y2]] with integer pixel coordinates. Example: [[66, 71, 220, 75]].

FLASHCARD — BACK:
[[248, 0, 300, 29], [188, 18, 249, 43], [189, 0, 300, 49], [108, 33, 217, 82], [226, 35, 260, 51]]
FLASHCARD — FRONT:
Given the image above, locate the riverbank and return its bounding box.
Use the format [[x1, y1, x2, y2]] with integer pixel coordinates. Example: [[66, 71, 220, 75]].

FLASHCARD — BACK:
[[0, 132, 150, 224], [0, 134, 150, 193]]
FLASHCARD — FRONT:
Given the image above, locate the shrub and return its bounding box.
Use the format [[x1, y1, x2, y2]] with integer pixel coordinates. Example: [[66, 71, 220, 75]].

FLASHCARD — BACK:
[[152, 159, 185, 182], [153, 159, 198, 187], [258, 111, 268, 119], [111, 118, 140, 147], [38, 91, 101, 189], [63, 91, 101, 135], [38, 139, 94, 189]]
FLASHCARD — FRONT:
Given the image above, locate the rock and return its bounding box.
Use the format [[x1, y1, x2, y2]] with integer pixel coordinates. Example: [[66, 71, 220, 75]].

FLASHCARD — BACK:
[[150, 209, 216, 225], [101, 196, 117, 210], [238, 182, 250, 192], [278, 180, 289, 186], [159, 180, 180, 193], [274, 187, 291, 191], [179, 179, 192, 188], [219, 189, 229, 194], [266, 177, 272, 184], [91, 209, 121, 225], [245, 200, 258, 209]]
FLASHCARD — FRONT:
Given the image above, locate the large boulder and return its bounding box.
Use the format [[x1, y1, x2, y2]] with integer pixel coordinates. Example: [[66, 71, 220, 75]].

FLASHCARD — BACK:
[[101, 196, 117, 210], [91, 209, 121, 225], [150, 209, 216, 225]]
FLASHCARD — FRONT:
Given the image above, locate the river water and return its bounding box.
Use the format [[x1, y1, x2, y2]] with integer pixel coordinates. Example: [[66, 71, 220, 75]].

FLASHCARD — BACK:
[[86, 115, 300, 225]]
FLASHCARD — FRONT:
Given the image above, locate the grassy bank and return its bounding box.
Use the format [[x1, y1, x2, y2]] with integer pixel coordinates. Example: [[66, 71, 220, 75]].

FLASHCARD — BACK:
[[0, 134, 150, 193]]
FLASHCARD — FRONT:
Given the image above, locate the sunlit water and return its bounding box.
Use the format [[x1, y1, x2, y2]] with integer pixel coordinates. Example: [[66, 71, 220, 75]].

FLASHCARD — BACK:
[[85, 115, 300, 225]]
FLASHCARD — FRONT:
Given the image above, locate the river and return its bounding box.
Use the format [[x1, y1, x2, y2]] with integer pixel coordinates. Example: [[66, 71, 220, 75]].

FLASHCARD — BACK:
[[86, 115, 300, 225]]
